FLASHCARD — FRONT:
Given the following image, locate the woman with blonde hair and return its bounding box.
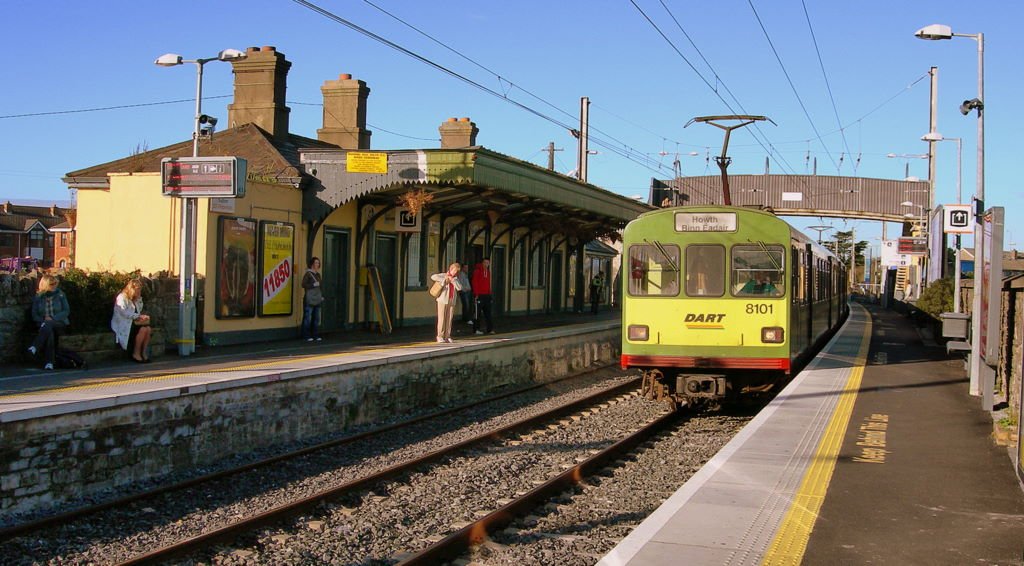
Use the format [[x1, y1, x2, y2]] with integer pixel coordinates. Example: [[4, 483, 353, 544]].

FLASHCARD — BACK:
[[430, 262, 463, 343], [28, 274, 70, 370], [111, 278, 152, 362]]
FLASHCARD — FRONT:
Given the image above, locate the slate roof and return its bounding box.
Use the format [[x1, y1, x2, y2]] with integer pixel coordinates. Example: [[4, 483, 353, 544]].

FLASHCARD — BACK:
[[0, 202, 74, 233], [63, 123, 340, 189]]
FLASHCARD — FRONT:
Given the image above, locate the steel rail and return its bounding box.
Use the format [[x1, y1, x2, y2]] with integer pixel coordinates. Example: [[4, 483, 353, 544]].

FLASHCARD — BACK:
[[0, 367, 614, 540], [115, 376, 641, 565], [398, 408, 682, 565]]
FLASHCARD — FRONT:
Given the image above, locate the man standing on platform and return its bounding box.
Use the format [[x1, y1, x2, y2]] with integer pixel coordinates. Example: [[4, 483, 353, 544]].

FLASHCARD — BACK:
[[590, 271, 605, 314], [471, 257, 494, 334]]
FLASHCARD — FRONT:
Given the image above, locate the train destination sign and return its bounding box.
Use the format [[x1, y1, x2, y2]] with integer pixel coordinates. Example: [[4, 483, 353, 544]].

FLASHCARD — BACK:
[[675, 212, 737, 232], [162, 157, 247, 198]]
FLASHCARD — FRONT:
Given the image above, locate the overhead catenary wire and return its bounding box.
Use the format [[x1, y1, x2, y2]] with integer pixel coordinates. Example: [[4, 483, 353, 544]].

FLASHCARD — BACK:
[[747, 0, 839, 173], [800, 0, 853, 166], [359, 0, 673, 173], [631, 0, 809, 190], [290, 0, 671, 176]]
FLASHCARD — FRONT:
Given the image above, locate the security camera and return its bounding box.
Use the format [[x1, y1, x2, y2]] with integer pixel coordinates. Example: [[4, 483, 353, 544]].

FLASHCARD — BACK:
[[959, 98, 983, 116], [198, 115, 218, 127]]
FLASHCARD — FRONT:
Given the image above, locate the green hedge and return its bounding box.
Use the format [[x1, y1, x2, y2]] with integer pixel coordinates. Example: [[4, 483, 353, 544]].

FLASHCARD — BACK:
[[916, 277, 954, 319], [56, 268, 142, 334]]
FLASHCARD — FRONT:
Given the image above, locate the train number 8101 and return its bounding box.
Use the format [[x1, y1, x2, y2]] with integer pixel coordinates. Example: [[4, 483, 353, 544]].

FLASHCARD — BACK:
[[746, 303, 773, 314]]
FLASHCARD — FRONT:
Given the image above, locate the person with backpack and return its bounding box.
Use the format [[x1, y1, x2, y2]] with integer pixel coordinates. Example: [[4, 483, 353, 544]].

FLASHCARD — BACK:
[[28, 274, 70, 370]]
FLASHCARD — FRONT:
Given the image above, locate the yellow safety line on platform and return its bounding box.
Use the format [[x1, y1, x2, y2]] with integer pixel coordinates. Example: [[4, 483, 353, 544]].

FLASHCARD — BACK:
[[761, 309, 872, 566], [0, 340, 447, 400]]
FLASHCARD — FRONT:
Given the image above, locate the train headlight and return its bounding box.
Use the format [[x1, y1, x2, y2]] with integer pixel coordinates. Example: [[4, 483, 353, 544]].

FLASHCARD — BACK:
[[628, 325, 649, 341], [761, 326, 785, 343]]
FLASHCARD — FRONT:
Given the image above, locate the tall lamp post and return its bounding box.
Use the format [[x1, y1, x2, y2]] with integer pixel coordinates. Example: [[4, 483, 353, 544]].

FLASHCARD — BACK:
[[155, 49, 247, 356], [915, 23, 984, 396]]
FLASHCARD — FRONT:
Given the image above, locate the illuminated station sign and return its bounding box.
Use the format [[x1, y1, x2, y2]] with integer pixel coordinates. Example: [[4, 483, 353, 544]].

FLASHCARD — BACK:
[[162, 157, 247, 198]]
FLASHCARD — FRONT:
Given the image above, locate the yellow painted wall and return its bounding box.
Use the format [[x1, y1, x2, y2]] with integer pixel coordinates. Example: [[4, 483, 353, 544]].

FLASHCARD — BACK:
[[75, 173, 177, 273], [201, 181, 305, 335]]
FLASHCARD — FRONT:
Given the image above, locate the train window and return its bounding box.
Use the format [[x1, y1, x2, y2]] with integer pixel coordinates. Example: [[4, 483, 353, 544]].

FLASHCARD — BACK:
[[685, 245, 725, 297], [731, 245, 785, 297], [627, 243, 680, 296]]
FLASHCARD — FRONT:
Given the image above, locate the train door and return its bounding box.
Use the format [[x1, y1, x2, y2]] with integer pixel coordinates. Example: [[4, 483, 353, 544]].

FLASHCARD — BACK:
[[321, 229, 350, 331]]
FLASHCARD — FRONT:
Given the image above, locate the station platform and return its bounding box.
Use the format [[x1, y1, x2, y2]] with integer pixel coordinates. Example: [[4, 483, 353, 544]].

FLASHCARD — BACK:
[[0, 309, 621, 518], [601, 302, 1024, 566], [0, 309, 618, 422]]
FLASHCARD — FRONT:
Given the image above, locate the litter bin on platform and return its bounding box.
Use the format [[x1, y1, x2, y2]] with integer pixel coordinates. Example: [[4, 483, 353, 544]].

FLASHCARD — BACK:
[[940, 312, 970, 340]]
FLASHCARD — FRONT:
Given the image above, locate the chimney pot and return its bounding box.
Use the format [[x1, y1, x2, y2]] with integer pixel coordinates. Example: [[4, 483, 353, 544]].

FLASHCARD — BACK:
[[227, 47, 292, 139], [317, 73, 371, 149], [439, 117, 478, 148]]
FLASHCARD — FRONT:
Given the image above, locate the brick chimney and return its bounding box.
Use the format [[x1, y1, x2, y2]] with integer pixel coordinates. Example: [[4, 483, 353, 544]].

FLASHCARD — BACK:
[[439, 117, 478, 148], [227, 46, 291, 139], [317, 73, 372, 149]]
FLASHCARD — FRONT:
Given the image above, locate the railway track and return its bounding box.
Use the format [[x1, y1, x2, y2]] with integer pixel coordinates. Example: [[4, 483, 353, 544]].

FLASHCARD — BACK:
[[0, 369, 637, 564]]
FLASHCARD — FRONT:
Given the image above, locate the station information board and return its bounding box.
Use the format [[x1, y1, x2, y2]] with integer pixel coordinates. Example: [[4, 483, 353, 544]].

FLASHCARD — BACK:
[[162, 157, 247, 198]]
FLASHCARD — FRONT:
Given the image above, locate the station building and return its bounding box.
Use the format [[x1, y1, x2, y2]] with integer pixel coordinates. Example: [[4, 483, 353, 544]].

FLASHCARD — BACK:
[[63, 46, 651, 346]]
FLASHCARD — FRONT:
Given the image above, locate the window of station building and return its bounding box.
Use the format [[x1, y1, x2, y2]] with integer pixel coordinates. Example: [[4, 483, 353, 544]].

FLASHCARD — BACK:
[[685, 244, 724, 297], [530, 245, 546, 288], [0, 233, 13, 247], [29, 229, 45, 247], [512, 241, 528, 288], [627, 243, 680, 296], [59, 233, 68, 247], [732, 245, 785, 297]]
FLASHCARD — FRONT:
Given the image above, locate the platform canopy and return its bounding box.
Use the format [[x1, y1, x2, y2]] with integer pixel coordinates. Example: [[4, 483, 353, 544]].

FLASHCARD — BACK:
[[300, 147, 654, 242]]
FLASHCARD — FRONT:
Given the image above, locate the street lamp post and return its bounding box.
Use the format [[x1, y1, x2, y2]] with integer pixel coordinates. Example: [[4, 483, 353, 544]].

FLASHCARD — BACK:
[[155, 49, 246, 356], [884, 152, 933, 179], [915, 23, 985, 397]]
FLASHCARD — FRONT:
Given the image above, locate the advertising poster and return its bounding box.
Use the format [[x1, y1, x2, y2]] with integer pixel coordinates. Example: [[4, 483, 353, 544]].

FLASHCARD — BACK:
[[259, 221, 294, 316], [216, 217, 257, 319]]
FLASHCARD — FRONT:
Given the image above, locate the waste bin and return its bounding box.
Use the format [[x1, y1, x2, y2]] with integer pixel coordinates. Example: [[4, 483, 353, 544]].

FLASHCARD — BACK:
[[939, 312, 970, 340]]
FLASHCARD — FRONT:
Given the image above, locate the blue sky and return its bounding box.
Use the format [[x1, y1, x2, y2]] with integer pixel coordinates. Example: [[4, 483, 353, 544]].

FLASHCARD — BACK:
[[1, 1, 1020, 252]]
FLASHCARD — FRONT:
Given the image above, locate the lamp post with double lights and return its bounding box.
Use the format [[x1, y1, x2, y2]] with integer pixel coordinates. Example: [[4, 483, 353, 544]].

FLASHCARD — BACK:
[[886, 152, 928, 180], [155, 48, 247, 356], [915, 23, 985, 396]]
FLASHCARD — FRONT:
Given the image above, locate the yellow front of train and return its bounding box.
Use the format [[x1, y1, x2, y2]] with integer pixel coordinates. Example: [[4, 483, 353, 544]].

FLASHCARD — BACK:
[[620, 207, 792, 403]]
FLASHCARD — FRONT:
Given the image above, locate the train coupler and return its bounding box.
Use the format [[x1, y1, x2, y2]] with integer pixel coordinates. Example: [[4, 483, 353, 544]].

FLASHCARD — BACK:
[[678, 374, 727, 399]]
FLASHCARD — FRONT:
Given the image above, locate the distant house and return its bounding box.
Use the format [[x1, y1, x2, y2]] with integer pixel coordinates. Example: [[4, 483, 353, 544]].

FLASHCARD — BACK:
[[0, 201, 74, 269]]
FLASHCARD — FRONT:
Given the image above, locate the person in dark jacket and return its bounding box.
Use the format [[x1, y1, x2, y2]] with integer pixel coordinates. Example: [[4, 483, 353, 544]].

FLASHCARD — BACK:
[[471, 258, 494, 334], [28, 274, 70, 370], [301, 257, 324, 341]]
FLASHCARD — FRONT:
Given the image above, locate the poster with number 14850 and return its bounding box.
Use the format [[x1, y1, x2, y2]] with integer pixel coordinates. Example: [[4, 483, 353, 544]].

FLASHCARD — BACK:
[[259, 221, 294, 316]]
